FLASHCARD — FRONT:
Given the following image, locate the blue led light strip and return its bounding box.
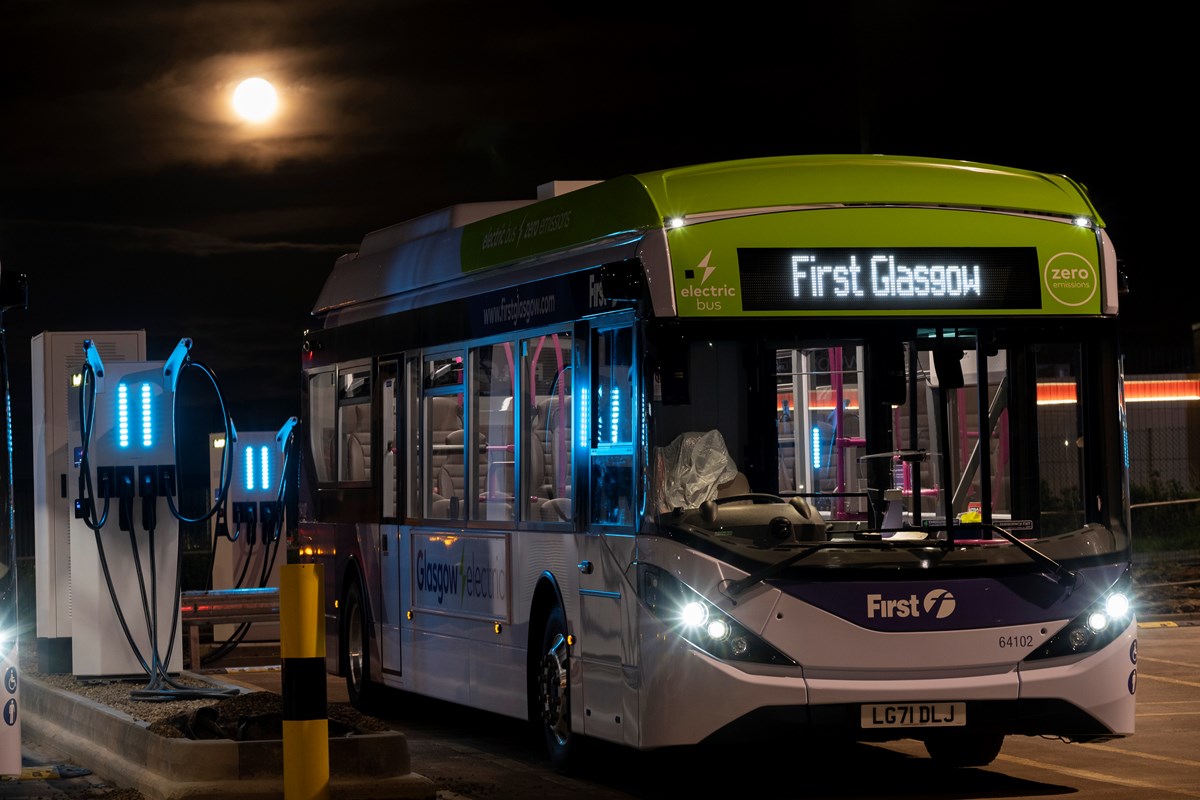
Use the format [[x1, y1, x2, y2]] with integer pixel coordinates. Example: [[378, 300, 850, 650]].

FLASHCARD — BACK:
[[579, 394, 589, 448], [245, 445, 255, 491], [118, 383, 129, 448], [141, 383, 152, 447], [261, 445, 270, 491], [610, 386, 620, 444]]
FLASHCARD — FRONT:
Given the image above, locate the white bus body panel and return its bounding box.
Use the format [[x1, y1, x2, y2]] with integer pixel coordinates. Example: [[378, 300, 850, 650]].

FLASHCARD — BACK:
[[389, 528, 582, 721], [636, 609, 808, 749], [630, 536, 1133, 748], [577, 531, 637, 744], [1018, 618, 1137, 736]]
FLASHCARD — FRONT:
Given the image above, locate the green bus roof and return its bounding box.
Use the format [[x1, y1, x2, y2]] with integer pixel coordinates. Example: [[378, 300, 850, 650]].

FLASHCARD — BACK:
[[315, 155, 1104, 316]]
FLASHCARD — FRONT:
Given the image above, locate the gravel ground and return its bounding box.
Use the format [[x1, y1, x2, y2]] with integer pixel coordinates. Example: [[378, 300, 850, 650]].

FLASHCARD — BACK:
[[22, 653, 390, 739]]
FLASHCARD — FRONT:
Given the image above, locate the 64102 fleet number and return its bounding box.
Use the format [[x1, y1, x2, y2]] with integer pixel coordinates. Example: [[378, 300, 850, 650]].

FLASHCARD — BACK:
[[998, 634, 1034, 648]]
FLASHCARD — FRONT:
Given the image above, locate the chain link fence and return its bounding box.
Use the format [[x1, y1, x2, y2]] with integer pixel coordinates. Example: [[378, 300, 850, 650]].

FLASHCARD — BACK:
[[1127, 420, 1200, 563]]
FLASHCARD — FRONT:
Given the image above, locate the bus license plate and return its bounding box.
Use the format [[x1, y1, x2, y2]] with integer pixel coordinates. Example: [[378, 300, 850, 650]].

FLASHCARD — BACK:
[[861, 702, 966, 728]]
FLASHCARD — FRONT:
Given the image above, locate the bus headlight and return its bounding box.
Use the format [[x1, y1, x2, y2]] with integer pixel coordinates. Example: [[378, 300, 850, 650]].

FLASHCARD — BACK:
[[706, 618, 730, 641], [1025, 570, 1133, 661], [638, 564, 796, 666], [1105, 592, 1130, 618], [681, 600, 708, 628]]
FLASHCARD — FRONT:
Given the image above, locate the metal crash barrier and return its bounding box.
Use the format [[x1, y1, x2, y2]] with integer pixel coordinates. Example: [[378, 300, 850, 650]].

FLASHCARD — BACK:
[[179, 587, 281, 668]]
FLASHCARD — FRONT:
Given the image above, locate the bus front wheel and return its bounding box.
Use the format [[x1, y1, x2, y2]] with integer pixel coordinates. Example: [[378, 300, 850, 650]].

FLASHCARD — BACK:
[[343, 580, 376, 710], [535, 604, 578, 770]]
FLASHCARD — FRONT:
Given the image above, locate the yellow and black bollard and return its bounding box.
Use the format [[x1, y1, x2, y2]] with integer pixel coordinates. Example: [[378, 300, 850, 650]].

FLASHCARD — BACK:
[[280, 563, 329, 800]]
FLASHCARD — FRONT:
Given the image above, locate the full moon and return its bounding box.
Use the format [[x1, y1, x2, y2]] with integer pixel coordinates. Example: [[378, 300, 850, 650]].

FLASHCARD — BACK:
[[232, 78, 278, 122]]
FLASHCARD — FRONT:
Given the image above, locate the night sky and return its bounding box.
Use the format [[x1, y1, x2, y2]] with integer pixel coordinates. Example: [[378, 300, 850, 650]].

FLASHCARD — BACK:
[[0, 2, 1185, 531]]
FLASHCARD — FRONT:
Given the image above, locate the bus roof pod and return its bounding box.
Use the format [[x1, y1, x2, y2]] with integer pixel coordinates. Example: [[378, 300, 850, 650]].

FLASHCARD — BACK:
[[359, 201, 534, 255]]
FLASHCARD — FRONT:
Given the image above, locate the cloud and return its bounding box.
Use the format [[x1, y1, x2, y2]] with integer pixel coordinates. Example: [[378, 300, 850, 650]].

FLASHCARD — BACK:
[[1, 218, 353, 258]]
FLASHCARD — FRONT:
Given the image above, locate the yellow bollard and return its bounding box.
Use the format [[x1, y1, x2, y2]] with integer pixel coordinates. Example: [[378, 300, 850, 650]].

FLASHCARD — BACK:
[[280, 564, 329, 800]]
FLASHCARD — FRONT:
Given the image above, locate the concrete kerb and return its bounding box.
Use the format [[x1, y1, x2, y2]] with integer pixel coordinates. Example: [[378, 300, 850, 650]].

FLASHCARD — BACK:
[[22, 671, 437, 800]]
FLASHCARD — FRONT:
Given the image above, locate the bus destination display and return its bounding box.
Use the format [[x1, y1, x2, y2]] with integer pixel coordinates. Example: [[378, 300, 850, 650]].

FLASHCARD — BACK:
[[738, 247, 1041, 311]]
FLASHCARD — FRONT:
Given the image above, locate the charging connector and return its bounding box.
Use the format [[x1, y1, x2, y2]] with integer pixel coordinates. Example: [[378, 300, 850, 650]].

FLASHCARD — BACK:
[[97, 466, 116, 499], [138, 466, 158, 498], [139, 465, 159, 532], [158, 464, 176, 497], [116, 466, 135, 531], [259, 501, 279, 542], [233, 501, 258, 545]]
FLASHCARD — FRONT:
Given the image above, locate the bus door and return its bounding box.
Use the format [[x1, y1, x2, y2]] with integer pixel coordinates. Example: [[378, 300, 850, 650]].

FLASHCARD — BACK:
[[378, 359, 402, 676], [578, 318, 637, 743]]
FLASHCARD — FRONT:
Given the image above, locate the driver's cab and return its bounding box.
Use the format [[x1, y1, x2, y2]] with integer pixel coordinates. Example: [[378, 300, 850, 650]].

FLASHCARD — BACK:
[[647, 323, 1113, 552], [653, 428, 828, 547]]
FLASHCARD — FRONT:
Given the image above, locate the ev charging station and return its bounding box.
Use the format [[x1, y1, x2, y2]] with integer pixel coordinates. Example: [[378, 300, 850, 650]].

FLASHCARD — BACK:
[[207, 426, 292, 643], [31, 330, 147, 673], [69, 343, 185, 678]]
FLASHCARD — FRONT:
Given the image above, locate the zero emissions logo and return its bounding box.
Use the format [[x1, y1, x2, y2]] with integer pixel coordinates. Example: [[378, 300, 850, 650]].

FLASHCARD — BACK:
[[1044, 252, 1098, 307]]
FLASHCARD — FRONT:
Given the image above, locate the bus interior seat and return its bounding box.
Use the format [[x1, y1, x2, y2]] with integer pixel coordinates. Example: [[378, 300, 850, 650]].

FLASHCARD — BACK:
[[343, 403, 370, 482], [547, 396, 572, 499], [716, 471, 751, 504], [432, 424, 487, 520], [532, 396, 572, 500], [483, 411, 515, 497], [428, 396, 464, 516], [540, 497, 571, 522]]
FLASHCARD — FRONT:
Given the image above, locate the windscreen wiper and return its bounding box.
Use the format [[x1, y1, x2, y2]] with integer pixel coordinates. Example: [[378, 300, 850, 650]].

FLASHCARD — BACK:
[[723, 522, 1076, 597], [723, 541, 887, 597], [943, 522, 1077, 587]]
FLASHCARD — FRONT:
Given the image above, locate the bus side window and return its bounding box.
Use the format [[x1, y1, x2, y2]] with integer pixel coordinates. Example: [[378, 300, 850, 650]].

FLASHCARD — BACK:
[[336, 365, 372, 483], [590, 324, 633, 527], [521, 331, 573, 524], [424, 394, 463, 518], [307, 369, 336, 483], [422, 352, 465, 519], [341, 402, 370, 481], [471, 343, 515, 522]]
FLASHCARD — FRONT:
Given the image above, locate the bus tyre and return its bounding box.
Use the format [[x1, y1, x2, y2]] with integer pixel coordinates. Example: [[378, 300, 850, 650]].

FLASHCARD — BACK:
[[923, 731, 1005, 767], [343, 580, 376, 710], [535, 604, 579, 771]]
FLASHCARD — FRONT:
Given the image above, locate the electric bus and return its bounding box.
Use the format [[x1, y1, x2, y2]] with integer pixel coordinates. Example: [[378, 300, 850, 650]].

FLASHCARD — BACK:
[[296, 154, 1134, 769]]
